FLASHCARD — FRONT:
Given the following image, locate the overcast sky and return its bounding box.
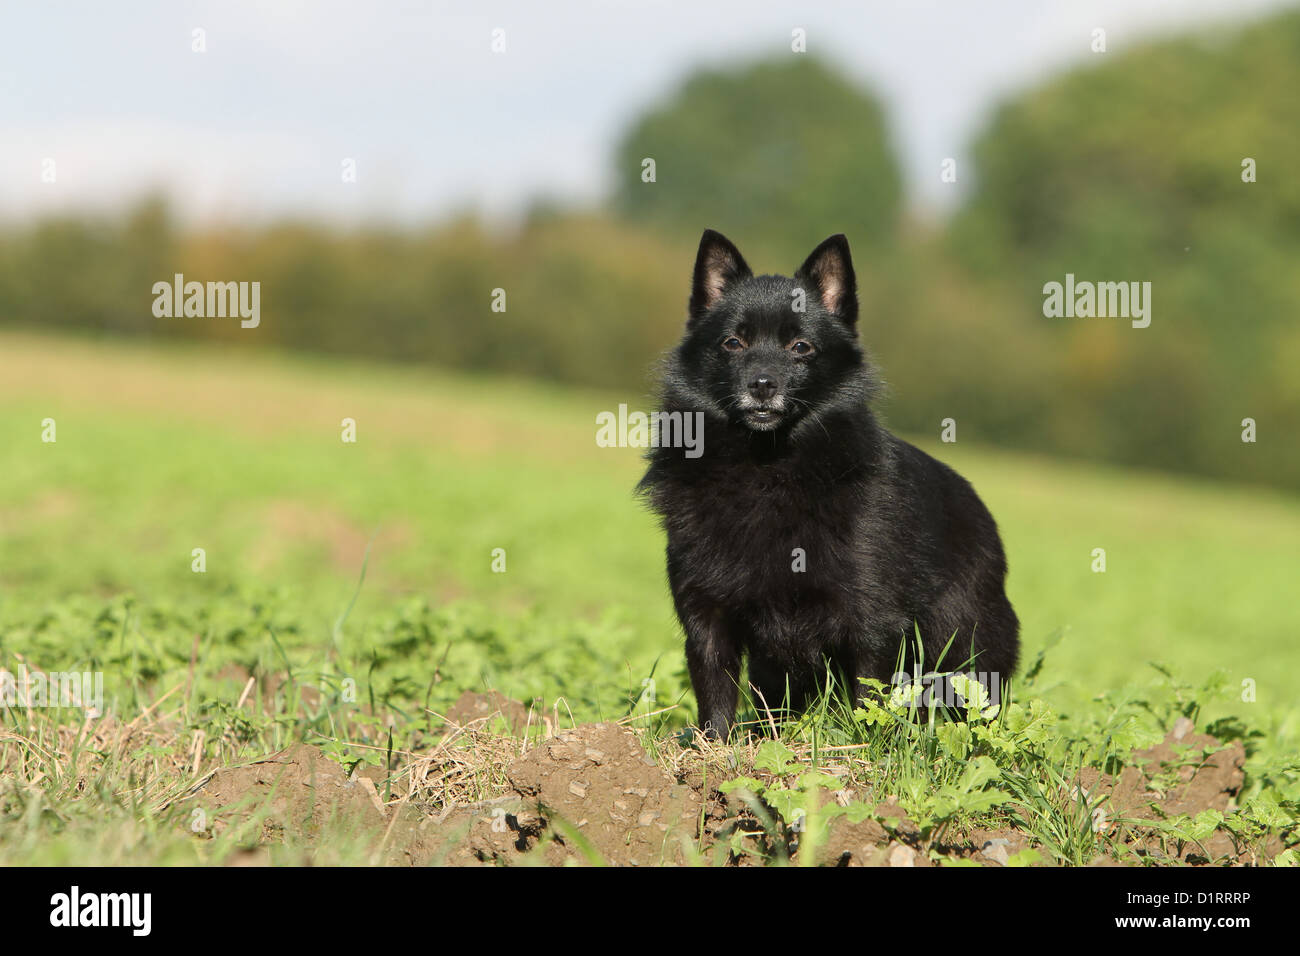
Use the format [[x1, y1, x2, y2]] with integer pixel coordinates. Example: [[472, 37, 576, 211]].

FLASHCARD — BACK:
[[1, 0, 1292, 228]]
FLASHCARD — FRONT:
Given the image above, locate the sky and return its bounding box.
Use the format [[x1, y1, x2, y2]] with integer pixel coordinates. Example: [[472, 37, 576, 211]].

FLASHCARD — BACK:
[[0, 0, 1293, 228]]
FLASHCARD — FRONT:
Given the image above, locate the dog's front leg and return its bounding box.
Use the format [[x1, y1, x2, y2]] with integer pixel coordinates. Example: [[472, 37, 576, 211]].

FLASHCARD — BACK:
[[681, 606, 740, 741]]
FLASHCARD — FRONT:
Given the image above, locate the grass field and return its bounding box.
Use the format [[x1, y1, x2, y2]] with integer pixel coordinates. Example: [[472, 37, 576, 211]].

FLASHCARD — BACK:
[[0, 330, 1296, 865]]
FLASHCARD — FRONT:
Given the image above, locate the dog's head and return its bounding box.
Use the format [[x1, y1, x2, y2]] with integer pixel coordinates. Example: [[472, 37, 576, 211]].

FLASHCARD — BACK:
[[669, 229, 869, 433]]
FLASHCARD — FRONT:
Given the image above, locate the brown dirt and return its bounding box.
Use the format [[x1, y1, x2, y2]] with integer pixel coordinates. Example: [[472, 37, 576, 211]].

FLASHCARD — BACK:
[[175, 701, 1283, 867], [812, 796, 933, 867], [503, 722, 702, 865], [185, 743, 384, 844], [1073, 717, 1267, 864]]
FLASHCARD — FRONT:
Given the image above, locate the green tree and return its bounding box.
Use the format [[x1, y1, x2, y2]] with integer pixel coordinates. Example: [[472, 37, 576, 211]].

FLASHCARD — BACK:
[[612, 56, 902, 264], [949, 12, 1300, 488]]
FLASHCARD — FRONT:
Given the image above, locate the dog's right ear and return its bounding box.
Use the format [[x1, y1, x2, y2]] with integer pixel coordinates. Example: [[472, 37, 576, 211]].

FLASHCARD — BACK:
[[689, 229, 751, 322]]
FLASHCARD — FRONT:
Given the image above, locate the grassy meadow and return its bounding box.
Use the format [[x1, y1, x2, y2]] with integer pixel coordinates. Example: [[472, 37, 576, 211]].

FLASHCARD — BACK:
[[0, 329, 1296, 864]]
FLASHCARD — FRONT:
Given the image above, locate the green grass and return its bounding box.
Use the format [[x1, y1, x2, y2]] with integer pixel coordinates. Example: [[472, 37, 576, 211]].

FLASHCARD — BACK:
[[0, 329, 1296, 864]]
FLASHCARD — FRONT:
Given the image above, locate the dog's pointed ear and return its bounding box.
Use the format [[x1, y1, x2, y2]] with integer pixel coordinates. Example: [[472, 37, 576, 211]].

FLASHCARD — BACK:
[[689, 229, 752, 321], [796, 234, 857, 326]]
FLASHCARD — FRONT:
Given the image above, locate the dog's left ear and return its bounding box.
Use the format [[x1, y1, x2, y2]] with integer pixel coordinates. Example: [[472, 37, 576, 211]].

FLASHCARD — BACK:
[[795, 234, 857, 326]]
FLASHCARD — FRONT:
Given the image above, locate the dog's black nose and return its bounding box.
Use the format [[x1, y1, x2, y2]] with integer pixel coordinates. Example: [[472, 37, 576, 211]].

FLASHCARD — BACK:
[[748, 375, 778, 402]]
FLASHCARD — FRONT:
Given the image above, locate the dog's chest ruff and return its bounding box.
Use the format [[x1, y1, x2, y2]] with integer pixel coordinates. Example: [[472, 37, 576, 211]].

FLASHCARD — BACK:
[[660, 464, 864, 609]]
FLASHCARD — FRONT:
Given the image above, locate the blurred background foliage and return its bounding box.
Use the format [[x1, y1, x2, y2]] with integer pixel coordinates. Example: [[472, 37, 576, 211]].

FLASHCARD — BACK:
[[1, 13, 1296, 489], [612, 56, 902, 264]]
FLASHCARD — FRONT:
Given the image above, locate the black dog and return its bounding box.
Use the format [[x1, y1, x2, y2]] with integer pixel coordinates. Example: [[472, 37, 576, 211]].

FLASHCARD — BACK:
[[639, 230, 1019, 739]]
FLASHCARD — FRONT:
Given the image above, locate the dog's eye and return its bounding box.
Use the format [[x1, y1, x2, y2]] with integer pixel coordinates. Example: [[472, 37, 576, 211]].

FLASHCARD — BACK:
[[722, 336, 745, 352], [789, 340, 815, 356]]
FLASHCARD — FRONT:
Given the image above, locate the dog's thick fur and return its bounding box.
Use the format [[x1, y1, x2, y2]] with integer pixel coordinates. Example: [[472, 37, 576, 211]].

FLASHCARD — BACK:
[[638, 230, 1019, 738]]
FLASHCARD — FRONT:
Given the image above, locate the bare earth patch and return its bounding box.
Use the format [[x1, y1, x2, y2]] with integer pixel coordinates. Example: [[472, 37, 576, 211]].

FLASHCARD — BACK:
[[183, 744, 385, 845], [171, 695, 1283, 867]]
